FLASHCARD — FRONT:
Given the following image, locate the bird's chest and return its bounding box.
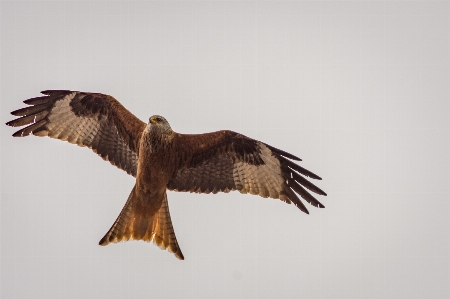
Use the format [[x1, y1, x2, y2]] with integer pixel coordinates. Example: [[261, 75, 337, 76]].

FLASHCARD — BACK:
[[137, 141, 175, 192]]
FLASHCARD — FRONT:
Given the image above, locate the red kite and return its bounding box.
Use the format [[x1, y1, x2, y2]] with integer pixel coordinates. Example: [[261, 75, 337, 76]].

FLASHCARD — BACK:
[[7, 90, 327, 260]]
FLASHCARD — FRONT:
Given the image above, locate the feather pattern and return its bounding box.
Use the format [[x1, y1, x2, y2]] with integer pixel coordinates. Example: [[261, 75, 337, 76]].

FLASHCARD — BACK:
[[99, 187, 184, 260], [6, 90, 146, 176], [168, 130, 326, 214]]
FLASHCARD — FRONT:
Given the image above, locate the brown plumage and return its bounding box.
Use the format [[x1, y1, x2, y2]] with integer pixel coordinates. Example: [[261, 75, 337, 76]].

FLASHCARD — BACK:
[[6, 90, 327, 260]]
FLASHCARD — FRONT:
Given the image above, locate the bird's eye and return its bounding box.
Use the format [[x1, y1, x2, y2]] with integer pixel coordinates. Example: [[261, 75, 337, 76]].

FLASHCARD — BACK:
[[156, 117, 162, 122]]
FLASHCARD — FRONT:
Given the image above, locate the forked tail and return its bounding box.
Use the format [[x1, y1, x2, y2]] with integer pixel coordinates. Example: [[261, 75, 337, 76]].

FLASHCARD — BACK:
[[99, 186, 184, 260]]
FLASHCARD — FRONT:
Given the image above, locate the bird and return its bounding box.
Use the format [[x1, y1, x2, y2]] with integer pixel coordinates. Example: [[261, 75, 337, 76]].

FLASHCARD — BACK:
[[6, 90, 327, 260]]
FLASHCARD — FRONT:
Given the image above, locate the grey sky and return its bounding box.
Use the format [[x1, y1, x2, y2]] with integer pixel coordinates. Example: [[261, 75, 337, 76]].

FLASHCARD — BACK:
[[1, 1, 449, 299]]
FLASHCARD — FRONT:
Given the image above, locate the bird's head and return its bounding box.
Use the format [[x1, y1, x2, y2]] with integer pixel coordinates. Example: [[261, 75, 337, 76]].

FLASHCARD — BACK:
[[148, 115, 173, 135]]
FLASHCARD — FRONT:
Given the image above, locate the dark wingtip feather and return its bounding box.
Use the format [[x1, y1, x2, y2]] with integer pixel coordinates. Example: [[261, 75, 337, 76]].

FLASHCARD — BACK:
[[288, 178, 325, 209], [290, 170, 327, 196], [283, 188, 310, 214], [295, 201, 310, 214], [11, 103, 50, 117], [308, 172, 322, 180], [40, 90, 72, 95], [5, 118, 24, 127], [12, 130, 27, 137], [10, 119, 46, 137], [98, 236, 108, 246], [23, 95, 51, 105], [264, 143, 302, 161], [282, 158, 322, 180], [175, 251, 185, 260]]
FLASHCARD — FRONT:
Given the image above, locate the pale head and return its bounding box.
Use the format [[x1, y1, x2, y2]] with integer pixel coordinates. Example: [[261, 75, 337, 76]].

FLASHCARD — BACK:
[[148, 115, 173, 134]]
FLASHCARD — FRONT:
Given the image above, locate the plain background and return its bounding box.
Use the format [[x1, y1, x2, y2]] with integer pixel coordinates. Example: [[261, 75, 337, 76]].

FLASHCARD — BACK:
[[1, 1, 449, 298]]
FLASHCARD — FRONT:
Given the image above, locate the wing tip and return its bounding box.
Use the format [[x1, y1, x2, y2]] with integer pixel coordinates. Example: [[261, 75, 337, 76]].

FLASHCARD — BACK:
[[285, 153, 302, 161], [10, 109, 23, 117], [287, 178, 326, 210], [175, 251, 185, 260], [296, 205, 309, 215], [264, 143, 302, 161], [98, 237, 108, 246], [11, 131, 25, 137], [40, 89, 73, 95], [305, 172, 322, 180], [11, 129, 34, 137], [291, 154, 302, 161]]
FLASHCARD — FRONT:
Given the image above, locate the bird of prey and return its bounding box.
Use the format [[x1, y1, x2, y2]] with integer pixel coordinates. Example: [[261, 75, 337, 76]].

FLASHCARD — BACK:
[[6, 90, 327, 260]]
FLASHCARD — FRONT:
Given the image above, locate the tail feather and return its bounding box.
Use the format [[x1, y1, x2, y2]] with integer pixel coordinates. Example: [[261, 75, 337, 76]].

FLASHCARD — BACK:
[[99, 186, 184, 260], [151, 197, 183, 257]]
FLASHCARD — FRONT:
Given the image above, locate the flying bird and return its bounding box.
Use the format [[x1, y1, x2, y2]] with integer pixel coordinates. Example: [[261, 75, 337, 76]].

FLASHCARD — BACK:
[[6, 90, 327, 260]]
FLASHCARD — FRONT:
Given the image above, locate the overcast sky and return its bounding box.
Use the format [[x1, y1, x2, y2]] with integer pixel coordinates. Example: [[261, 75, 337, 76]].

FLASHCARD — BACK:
[[1, 1, 449, 299]]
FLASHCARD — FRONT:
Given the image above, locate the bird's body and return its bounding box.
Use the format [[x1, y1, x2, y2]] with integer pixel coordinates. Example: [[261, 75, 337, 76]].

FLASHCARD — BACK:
[[7, 90, 327, 260], [137, 122, 175, 207]]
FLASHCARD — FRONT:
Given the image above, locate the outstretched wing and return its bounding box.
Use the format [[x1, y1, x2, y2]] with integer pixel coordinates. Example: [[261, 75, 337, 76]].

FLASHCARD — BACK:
[[168, 130, 326, 214], [6, 90, 146, 176]]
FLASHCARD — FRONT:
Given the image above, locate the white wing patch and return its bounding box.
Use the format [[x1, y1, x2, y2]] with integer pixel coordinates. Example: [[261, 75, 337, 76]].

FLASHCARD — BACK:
[[45, 93, 101, 145], [232, 143, 284, 199]]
